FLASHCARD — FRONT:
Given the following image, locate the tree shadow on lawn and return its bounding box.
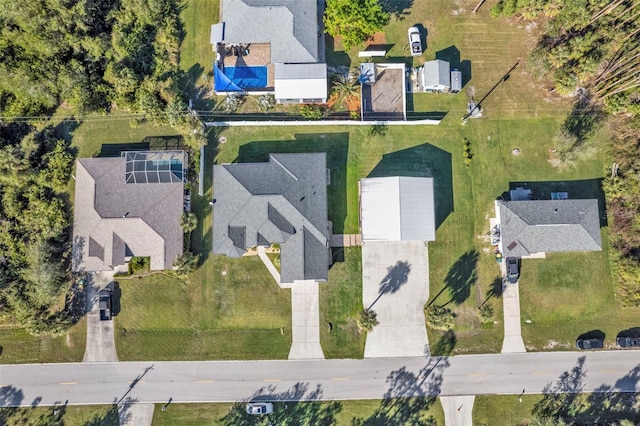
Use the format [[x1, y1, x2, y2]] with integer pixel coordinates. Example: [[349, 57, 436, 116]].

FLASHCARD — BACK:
[[235, 133, 350, 235], [503, 178, 607, 227], [0, 385, 73, 426], [429, 250, 479, 307], [219, 382, 342, 425], [351, 356, 448, 425], [368, 260, 411, 310], [533, 356, 640, 424], [379, 0, 413, 20], [367, 143, 453, 230], [480, 276, 504, 308]]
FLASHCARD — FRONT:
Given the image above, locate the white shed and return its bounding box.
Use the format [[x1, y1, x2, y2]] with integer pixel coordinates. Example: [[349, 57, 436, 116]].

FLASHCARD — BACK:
[[360, 176, 436, 242], [274, 63, 327, 104]]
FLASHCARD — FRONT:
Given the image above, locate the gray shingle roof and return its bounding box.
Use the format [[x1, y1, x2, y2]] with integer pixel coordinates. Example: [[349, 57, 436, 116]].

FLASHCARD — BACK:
[[222, 0, 318, 63], [72, 154, 185, 272], [499, 199, 602, 258], [422, 59, 450, 89], [213, 153, 329, 283]]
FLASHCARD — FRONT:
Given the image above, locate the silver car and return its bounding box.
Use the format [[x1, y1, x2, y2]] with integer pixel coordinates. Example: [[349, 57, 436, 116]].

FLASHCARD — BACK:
[[246, 402, 273, 415]]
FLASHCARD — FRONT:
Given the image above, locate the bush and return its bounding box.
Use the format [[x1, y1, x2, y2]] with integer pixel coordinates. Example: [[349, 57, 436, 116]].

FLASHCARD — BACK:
[[257, 94, 276, 112], [222, 93, 246, 113], [299, 104, 326, 119], [425, 305, 456, 331], [479, 304, 495, 324]]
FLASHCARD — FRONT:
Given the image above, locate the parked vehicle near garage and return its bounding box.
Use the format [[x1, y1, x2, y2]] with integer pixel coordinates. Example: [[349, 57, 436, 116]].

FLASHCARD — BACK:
[[506, 257, 519, 283], [99, 288, 113, 321]]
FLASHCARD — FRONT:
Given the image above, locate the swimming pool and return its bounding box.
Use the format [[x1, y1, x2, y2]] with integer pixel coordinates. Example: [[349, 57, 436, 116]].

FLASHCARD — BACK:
[[223, 66, 268, 89]]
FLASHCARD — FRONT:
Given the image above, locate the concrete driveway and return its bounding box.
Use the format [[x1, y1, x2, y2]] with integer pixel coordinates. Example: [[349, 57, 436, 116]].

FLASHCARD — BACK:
[[362, 241, 430, 358], [289, 280, 324, 360], [83, 271, 118, 362]]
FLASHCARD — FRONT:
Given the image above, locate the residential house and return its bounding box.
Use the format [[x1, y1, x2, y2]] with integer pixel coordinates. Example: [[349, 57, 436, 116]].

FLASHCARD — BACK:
[[497, 199, 602, 258], [212, 0, 327, 103], [212, 153, 330, 283], [72, 151, 187, 272]]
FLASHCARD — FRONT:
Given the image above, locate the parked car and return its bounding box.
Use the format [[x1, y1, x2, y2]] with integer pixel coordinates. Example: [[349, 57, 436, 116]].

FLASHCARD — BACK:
[[575, 337, 604, 350], [506, 257, 519, 283], [246, 402, 273, 415], [617, 335, 640, 348], [408, 27, 422, 56], [99, 288, 113, 321]]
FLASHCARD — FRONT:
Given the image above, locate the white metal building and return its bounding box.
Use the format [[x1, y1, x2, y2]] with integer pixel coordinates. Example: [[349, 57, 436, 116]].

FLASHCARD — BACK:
[[360, 176, 436, 242], [274, 63, 327, 104]]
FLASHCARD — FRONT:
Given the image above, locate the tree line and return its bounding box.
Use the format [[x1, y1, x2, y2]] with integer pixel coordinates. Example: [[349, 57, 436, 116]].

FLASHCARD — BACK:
[[0, 0, 205, 147], [0, 123, 75, 335]]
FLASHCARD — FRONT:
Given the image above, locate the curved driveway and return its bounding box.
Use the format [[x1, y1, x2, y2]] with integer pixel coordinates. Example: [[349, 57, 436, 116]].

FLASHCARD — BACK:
[[1, 351, 640, 407]]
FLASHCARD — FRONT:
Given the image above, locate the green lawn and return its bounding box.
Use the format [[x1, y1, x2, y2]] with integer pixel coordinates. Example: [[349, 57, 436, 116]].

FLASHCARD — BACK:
[[473, 394, 544, 426], [0, 404, 117, 426], [320, 247, 366, 358], [115, 258, 291, 360], [0, 319, 86, 364], [153, 398, 444, 425]]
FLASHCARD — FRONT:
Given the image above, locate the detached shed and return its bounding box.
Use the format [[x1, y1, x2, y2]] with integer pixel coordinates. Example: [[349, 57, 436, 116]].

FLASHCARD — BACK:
[[421, 59, 451, 92], [360, 176, 436, 242], [274, 63, 327, 104]]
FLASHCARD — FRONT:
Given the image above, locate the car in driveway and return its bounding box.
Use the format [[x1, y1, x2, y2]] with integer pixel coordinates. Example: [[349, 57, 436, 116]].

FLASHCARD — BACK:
[[506, 257, 519, 283], [575, 337, 604, 350], [99, 288, 113, 321], [617, 335, 640, 348], [408, 27, 422, 56], [246, 402, 273, 415]]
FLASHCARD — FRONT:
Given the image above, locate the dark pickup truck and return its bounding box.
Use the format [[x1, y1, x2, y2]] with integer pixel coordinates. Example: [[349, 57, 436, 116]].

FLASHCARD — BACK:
[[99, 289, 113, 321]]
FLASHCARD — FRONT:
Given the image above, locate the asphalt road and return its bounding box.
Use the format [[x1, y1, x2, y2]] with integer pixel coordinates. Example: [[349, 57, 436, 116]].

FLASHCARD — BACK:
[[1, 351, 639, 407]]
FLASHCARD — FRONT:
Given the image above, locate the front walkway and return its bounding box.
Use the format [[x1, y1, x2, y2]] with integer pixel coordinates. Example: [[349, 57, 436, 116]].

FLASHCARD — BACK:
[[288, 281, 325, 360], [440, 395, 475, 426], [256, 247, 324, 359], [362, 241, 430, 358], [330, 234, 362, 247]]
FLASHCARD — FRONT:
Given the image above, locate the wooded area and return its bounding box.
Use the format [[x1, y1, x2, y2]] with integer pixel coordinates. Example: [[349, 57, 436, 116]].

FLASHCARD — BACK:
[[493, 0, 640, 303], [0, 0, 203, 335], [0, 123, 75, 334]]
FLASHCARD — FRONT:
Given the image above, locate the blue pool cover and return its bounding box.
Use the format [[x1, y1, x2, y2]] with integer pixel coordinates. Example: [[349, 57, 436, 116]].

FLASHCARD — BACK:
[[215, 65, 268, 91]]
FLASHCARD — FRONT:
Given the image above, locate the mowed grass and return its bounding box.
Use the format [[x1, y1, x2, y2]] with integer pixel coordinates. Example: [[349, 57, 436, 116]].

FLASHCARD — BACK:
[[0, 404, 118, 426], [473, 394, 543, 426], [320, 247, 366, 358], [115, 258, 292, 361], [179, 0, 218, 74], [152, 399, 444, 425], [0, 319, 86, 364]]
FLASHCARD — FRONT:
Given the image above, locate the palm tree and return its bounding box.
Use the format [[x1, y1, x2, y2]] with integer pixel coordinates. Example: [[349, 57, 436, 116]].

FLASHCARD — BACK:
[[357, 309, 379, 333], [332, 74, 359, 108], [181, 212, 198, 233]]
